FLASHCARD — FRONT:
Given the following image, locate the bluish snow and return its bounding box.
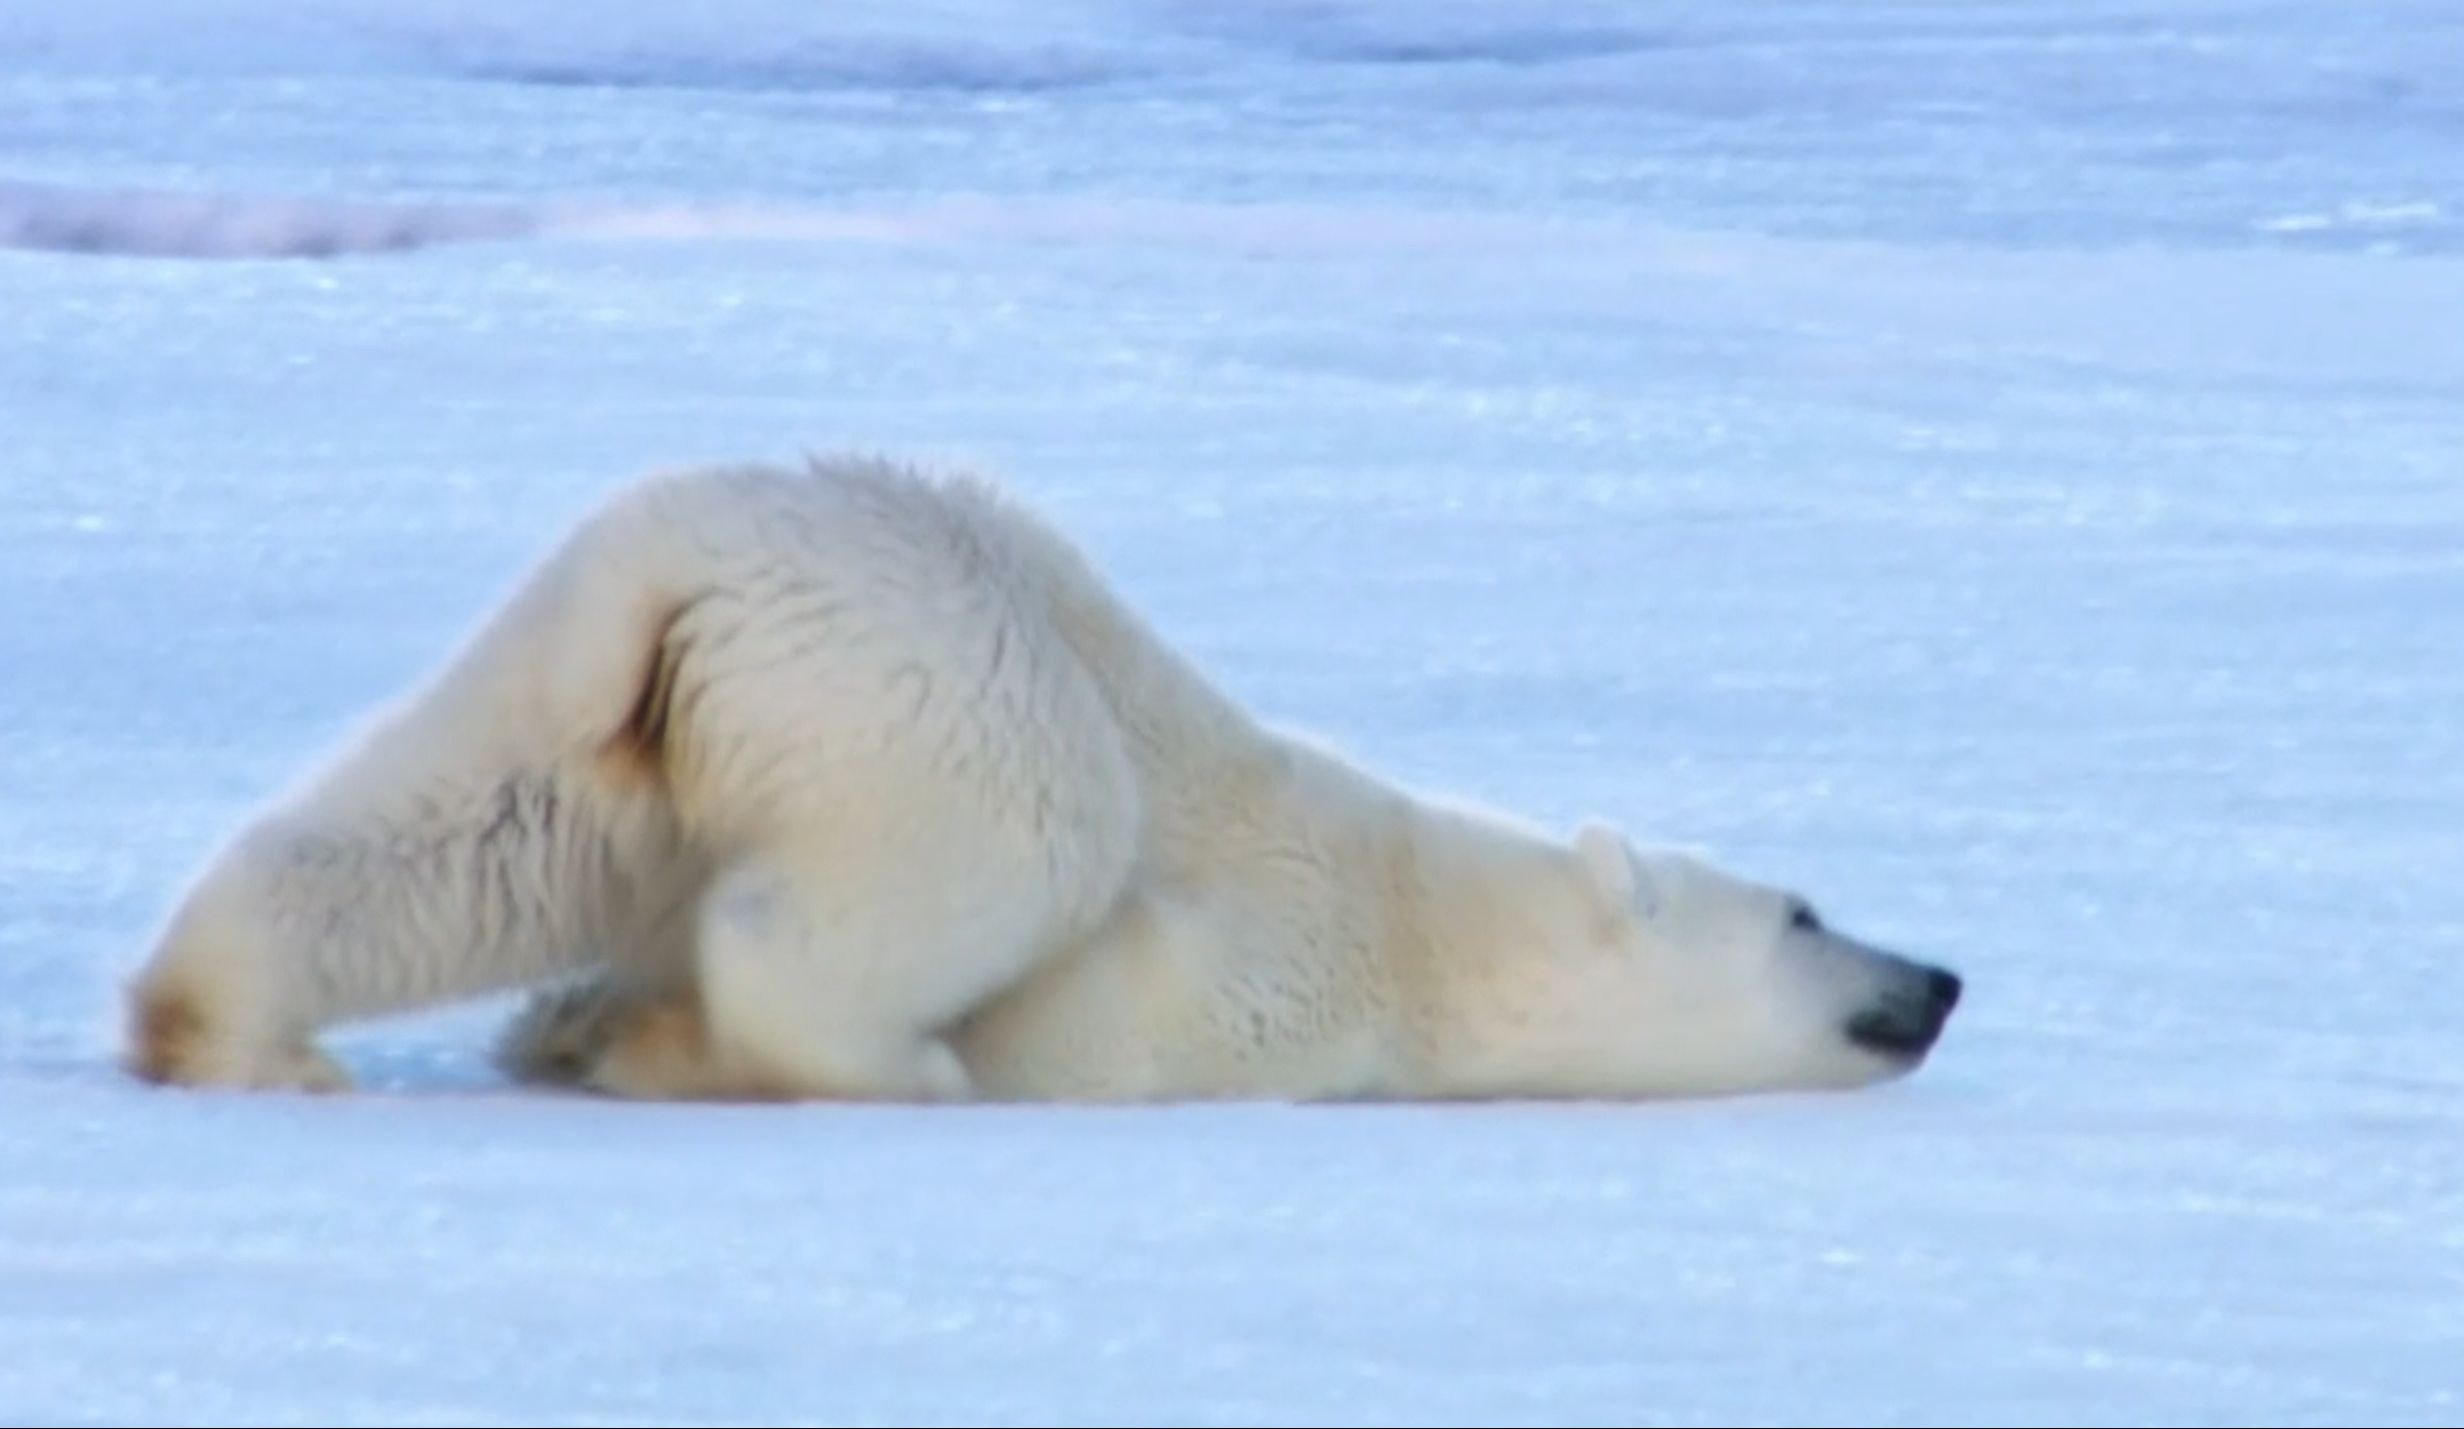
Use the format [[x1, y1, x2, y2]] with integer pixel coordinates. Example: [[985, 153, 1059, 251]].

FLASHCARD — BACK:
[[1, 3, 2459, 1425]]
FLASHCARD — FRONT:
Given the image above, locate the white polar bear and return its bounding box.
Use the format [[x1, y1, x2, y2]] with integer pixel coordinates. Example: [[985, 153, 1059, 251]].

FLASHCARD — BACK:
[[124, 454, 1961, 1103]]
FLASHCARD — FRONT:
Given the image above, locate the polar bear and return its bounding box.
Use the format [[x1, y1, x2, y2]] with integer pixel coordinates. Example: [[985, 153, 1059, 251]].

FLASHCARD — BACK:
[[123, 454, 1961, 1103]]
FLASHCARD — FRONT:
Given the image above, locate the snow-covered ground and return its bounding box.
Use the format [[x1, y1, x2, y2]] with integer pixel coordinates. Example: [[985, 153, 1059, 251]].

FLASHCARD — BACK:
[[3, 2, 2460, 1424]]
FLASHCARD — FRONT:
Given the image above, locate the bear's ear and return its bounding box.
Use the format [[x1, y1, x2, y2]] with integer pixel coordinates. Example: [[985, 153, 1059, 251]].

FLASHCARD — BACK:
[[1575, 819, 1640, 916]]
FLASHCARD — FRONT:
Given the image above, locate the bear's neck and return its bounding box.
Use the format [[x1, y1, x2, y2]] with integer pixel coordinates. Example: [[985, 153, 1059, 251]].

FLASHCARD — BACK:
[[1385, 801, 1593, 1098]]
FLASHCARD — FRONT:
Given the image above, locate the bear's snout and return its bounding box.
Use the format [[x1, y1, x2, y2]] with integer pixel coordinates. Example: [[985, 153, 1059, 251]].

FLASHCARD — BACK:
[[1843, 960, 1962, 1061]]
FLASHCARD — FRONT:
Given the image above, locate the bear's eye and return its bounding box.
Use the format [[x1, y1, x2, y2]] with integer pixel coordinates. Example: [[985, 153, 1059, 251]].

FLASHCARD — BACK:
[[1788, 903, 1822, 933]]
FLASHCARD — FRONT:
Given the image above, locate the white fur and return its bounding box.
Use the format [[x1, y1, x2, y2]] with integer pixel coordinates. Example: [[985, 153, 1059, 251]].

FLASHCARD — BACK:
[[125, 454, 1957, 1102]]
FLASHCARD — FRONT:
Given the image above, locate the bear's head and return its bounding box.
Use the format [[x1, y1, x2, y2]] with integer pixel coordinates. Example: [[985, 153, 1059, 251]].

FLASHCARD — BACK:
[[1569, 822, 1961, 1097], [1427, 820, 1963, 1100]]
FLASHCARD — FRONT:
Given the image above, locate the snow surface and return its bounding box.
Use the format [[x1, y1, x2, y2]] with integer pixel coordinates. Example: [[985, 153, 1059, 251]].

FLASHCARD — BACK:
[[3, 2, 2461, 1424]]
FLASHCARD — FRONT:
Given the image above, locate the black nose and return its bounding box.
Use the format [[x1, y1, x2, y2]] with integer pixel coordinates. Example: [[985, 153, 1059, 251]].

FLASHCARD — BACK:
[[1845, 963, 1963, 1060]]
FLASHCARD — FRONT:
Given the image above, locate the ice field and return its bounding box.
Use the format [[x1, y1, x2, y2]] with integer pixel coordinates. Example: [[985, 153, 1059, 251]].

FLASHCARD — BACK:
[[1, 3, 2459, 1424]]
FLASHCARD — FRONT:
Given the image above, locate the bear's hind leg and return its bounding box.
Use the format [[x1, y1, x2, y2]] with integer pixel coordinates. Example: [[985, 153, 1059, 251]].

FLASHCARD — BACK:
[[676, 857, 1019, 1103], [590, 980, 968, 1104], [492, 972, 644, 1088], [494, 870, 709, 1091], [126, 965, 352, 1093], [499, 962, 975, 1104], [498, 856, 1004, 1104], [567, 979, 777, 1102], [492, 971, 813, 1103]]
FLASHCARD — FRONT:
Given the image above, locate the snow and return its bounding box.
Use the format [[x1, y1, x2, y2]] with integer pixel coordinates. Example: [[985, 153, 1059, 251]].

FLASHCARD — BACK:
[[2, 1, 2460, 1424]]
